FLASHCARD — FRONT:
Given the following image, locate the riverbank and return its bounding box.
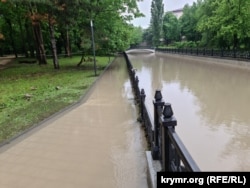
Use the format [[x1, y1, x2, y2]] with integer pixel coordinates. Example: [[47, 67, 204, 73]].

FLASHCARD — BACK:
[[156, 51, 250, 70]]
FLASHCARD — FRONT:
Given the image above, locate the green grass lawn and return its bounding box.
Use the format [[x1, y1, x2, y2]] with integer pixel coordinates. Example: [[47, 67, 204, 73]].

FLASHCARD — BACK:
[[0, 55, 113, 144]]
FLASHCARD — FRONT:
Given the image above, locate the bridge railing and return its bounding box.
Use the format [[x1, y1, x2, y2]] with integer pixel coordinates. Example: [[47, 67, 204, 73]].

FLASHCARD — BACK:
[[123, 52, 200, 172], [128, 46, 155, 50], [156, 48, 250, 61]]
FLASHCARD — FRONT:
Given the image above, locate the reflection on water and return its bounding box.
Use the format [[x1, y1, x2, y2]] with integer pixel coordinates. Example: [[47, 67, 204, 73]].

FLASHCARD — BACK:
[[128, 52, 250, 171]]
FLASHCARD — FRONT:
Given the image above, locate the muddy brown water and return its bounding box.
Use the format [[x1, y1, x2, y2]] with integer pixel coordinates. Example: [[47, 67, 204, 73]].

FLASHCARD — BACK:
[[128, 52, 250, 171]]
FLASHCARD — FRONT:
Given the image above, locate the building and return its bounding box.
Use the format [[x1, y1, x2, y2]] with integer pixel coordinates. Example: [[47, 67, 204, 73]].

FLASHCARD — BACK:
[[168, 8, 183, 19]]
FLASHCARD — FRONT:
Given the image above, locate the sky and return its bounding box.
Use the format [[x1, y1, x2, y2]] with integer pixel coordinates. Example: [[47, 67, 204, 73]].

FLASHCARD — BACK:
[[131, 0, 197, 29]]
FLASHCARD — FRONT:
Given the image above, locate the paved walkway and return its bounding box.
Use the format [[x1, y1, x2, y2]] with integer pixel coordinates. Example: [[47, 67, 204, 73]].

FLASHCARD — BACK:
[[0, 56, 148, 188]]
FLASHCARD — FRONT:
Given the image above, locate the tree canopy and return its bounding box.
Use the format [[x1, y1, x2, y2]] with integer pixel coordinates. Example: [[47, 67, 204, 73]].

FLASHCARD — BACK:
[[145, 0, 250, 50], [150, 0, 164, 47], [197, 0, 250, 49], [0, 0, 144, 68]]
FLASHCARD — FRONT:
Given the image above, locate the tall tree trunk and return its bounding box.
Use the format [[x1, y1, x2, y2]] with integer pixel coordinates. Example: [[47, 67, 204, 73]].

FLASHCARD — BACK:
[[48, 15, 59, 69], [5, 18, 18, 58], [16, 4, 28, 58], [18, 16, 28, 57], [65, 25, 71, 57], [77, 50, 86, 67], [32, 21, 47, 65], [25, 19, 35, 57]]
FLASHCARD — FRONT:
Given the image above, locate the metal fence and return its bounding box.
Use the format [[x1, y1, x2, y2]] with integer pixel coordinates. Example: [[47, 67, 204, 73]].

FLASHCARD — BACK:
[[156, 48, 250, 61], [123, 52, 200, 172]]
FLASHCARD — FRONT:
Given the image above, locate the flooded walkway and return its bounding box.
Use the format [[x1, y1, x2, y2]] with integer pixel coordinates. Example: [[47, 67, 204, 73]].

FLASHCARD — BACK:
[[0, 56, 148, 188]]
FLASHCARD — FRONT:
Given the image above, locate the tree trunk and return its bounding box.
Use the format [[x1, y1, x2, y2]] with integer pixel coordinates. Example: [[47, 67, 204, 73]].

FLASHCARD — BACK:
[[77, 51, 86, 67], [16, 3, 28, 58], [25, 19, 35, 57], [18, 16, 28, 57], [48, 15, 59, 69], [32, 21, 47, 65], [65, 25, 71, 57], [5, 18, 18, 58]]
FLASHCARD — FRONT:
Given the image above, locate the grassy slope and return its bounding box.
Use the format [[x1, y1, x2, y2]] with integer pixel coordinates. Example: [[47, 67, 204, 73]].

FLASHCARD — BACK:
[[0, 56, 113, 144]]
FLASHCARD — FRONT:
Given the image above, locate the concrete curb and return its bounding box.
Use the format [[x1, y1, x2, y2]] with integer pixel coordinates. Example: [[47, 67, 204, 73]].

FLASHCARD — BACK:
[[146, 151, 162, 188]]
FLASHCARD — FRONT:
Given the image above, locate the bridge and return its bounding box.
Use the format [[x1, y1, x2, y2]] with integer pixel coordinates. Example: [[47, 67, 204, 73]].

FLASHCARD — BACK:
[[125, 46, 155, 54]]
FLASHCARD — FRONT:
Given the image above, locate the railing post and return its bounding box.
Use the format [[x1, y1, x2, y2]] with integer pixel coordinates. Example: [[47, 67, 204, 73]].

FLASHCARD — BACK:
[[135, 76, 139, 100], [161, 103, 177, 171], [139, 88, 146, 123], [152, 90, 165, 160], [233, 49, 236, 58], [131, 69, 136, 89], [221, 49, 224, 57]]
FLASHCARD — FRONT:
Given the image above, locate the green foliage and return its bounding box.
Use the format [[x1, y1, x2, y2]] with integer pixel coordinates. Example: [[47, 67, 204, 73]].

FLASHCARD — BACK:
[[156, 0, 250, 50], [179, 2, 201, 42], [94, 13, 134, 53], [173, 41, 199, 48], [129, 26, 144, 47], [150, 0, 164, 47], [196, 0, 250, 49], [142, 26, 153, 46], [0, 0, 144, 58], [162, 12, 180, 45]]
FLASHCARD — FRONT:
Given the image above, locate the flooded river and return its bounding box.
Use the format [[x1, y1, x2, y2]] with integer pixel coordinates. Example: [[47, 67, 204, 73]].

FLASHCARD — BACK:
[[127, 52, 250, 171]]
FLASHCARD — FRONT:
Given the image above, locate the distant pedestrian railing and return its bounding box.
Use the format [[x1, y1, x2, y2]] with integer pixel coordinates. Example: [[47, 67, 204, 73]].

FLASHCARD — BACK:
[[123, 52, 200, 172], [156, 48, 250, 61], [126, 46, 155, 54], [129, 46, 155, 50]]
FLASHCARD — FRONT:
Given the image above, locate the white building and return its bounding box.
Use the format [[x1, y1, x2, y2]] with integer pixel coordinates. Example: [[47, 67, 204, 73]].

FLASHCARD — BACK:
[[168, 8, 183, 19]]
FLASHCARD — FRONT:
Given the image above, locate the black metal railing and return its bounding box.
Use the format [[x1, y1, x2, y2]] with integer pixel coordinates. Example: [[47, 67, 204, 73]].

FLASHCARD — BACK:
[[123, 52, 200, 172], [129, 46, 155, 50], [156, 48, 250, 61]]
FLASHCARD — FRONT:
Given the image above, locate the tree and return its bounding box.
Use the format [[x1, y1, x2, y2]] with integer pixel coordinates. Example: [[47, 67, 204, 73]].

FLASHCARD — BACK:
[[47, 2, 59, 69], [162, 12, 180, 45], [75, 0, 143, 55], [0, 0, 144, 68], [0, 1, 21, 57], [129, 26, 143, 47], [197, 0, 250, 50], [179, 3, 201, 45], [150, 0, 164, 47], [142, 26, 153, 46]]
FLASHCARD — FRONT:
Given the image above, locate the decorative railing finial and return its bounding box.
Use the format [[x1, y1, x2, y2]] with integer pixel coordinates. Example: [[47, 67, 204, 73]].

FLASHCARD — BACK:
[[154, 90, 162, 101], [162, 103, 173, 119]]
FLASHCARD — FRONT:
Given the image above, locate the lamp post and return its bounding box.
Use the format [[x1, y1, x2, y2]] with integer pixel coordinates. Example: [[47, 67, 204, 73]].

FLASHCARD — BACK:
[[90, 19, 97, 76]]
